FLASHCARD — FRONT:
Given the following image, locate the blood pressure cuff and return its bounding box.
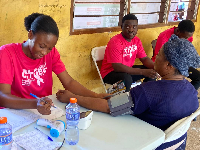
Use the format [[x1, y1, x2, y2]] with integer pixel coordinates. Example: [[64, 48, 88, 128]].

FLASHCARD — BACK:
[[107, 92, 134, 117]]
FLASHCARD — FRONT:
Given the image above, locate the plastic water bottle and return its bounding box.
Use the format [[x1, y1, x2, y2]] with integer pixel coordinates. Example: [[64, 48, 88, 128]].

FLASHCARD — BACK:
[[0, 117, 12, 150], [65, 98, 80, 145]]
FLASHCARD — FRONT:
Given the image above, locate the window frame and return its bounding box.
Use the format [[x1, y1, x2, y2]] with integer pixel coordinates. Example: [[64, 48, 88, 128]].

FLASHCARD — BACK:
[[70, 0, 199, 35]]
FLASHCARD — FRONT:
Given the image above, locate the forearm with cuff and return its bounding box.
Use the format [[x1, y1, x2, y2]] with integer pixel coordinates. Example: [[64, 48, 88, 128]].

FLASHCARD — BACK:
[[107, 92, 134, 117]]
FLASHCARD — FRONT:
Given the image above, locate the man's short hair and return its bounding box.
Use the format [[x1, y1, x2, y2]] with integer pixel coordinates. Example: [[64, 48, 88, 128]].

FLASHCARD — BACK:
[[122, 14, 138, 24], [178, 20, 195, 33]]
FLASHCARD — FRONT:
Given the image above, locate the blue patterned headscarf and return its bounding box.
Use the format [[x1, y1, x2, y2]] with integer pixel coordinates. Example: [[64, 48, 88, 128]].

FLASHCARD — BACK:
[[163, 34, 200, 77]]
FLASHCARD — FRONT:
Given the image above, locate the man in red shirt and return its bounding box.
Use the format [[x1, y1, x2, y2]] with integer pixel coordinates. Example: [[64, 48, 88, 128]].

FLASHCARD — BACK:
[[152, 20, 200, 90], [100, 14, 157, 92]]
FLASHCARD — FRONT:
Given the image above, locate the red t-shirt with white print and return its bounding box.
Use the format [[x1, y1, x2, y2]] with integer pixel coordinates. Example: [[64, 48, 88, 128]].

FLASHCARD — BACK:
[[100, 33, 147, 79], [0, 42, 66, 99], [151, 27, 193, 62]]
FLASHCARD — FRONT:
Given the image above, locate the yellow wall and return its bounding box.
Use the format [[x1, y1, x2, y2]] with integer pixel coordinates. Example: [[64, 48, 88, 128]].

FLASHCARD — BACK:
[[1, 0, 200, 93]]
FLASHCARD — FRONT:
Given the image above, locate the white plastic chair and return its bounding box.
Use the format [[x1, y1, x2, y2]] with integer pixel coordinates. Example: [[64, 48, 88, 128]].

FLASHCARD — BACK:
[[156, 107, 200, 149], [91, 46, 142, 93], [164, 107, 200, 142], [91, 46, 108, 93]]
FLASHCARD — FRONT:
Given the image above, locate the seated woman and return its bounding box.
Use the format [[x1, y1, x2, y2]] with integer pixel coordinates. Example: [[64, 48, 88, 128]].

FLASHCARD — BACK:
[[56, 34, 200, 150], [0, 13, 108, 115]]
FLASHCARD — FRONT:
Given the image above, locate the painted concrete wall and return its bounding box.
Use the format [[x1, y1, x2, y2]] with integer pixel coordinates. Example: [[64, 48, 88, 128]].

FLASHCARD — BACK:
[[1, 0, 200, 93]]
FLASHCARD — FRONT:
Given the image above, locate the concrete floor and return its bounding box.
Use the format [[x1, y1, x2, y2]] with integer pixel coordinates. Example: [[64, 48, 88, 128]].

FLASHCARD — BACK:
[[186, 115, 200, 150], [186, 89, 200, 150]]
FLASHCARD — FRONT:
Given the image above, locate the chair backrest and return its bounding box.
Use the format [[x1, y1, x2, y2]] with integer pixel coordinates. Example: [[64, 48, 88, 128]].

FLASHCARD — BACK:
[[151, 39, 157, 58], [91, 46, 107, 61], [164, 107, 200, 143], [91, 46, 107, 92]]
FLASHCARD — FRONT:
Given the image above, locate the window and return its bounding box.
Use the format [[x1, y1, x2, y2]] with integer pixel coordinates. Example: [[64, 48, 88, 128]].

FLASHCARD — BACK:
[[70, 0, 200, 35], [168, 0, 199, 22]]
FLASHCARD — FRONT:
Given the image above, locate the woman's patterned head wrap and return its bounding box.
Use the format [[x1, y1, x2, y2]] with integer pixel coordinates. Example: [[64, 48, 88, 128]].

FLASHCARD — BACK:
[[163, 34, 200, 76]]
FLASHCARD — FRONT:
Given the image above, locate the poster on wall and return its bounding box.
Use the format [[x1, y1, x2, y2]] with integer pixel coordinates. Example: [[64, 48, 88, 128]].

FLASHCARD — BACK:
[[73, 16, 119, 29], [131, 0, 161, 2], [130, 3, 161, 13], [74, 3, 120, 15], [75, 0, 120, 2], [136, 13, 159, 24], [168, 1, 189, 22]]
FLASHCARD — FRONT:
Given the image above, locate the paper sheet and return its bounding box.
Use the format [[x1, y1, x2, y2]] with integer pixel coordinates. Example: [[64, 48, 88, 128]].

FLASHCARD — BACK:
[[130, 3, 161, 13], [28, 105, 65, 120], [0, 109, 41, 133], [13, 130, 61, 150], [11, 141, 23, 150], [0, 106, 65, 133]]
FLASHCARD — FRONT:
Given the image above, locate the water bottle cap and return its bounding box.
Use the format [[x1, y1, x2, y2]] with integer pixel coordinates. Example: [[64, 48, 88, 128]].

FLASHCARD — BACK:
[[0, 117, 7, 124], [70, 98, 77, 103]]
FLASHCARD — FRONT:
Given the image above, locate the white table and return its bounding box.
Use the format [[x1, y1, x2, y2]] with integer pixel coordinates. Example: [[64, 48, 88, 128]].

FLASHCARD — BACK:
[[14, 94, 165, 150]]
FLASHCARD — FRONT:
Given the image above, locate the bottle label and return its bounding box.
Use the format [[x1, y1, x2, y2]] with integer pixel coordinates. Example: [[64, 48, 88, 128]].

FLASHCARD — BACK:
[[0, 133, 12, 146], [66, 112, 80, 121]]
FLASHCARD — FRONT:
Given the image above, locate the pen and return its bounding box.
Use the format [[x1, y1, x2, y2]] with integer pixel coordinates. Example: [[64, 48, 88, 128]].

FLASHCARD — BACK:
[[30, 93, 56, 108], [34, 126, 53, 142]]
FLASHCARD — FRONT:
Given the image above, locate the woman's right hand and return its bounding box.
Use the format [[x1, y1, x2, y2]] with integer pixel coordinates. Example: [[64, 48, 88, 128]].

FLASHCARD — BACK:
[[36, 97, 52, 115]]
